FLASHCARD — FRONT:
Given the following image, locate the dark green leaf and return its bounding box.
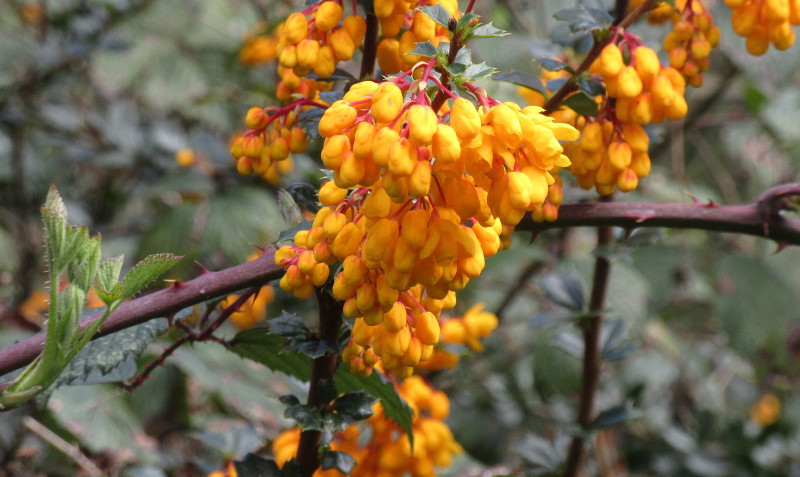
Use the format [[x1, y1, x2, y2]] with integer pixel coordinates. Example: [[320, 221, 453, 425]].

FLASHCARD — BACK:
[[406, 41, 438, 58], [600, 319, 635, 361], [561, 91, 598, 116], [292, 340, 338, 358], [285, 182, 321, 214], [538, 58, 571, 72], [334, 365, 413, 445], [279, 394, 301, 406], [546, 77, 570, 93], [444, 63, 468, 76], [540, 270, 585, 311], [744, 82, 768, 114], [270, 312, 312, 338], [418, 4, 453, 29], [320, 450, 356, 474], [276, 219, 313, 244], [332, 390, 377, 421], [53, 318, 169, 388], [231, 329, 314, 382], [496, 70, 546, 94], [578, 76, 605, 97], [455, 11, 478, 32], [553, 7, 613, 33], [466, 22, 509, 39], [233, 454, 281, 477], [297, 107, 324, 140], [588, 403, 630, 431], [319, 90, 345, 104], [284, 404, 324, 430], [119, 253, 182, 297]]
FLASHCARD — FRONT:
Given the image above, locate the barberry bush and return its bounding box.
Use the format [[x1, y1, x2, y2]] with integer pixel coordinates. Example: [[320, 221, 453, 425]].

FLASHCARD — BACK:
[[1, 0, 800, 476]]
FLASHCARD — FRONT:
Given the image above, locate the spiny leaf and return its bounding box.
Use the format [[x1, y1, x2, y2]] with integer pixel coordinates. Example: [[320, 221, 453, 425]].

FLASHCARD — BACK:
[[332, 390, 377, 421], [406, 40, 438, 58], [418, 4, 452, 29], [462, 62, 497, 81], [119, 253, 182, 297], [270, 312, 312, 338], [284, 404, 324, 430], [455, 11, 479, 32], [466, 22, 508, 40], [233, 454, 280, 477], [553, 7, 613, 33], [231, 328, 313, 381], [320, 451, 356, 474]]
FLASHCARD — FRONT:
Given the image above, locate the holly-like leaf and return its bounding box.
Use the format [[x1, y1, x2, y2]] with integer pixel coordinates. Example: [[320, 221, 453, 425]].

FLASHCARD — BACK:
[[332, 390, 377, 421], [496, 70, 546, 94], [453, 46, 472, 65], [233, 454, 280, 477], [418, 4, 453, 29], [284, 404, 324, 430], [561, 91, 599, 116], [231, 328, 313, 381], [320, 451, 356, 474], [463, 63, 497, 81], [553, 7, 613, 33], [406, 40, 438, 58], [276, 219, 313, 244], [119, 253, 182, 297], [444, 63, 468, 76], [270, 312, 312, 338], [455, 11, 479, 31], [466, 22, 509, 40]]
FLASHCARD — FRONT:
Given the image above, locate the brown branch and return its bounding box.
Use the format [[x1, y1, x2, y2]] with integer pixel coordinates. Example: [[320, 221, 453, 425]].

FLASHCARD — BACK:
[[360, 12, 379, 80], [430, 22, 463, 112], [563, 195, 614, 477], [297, 289, 343, 477], [0, 251, 284, 377]]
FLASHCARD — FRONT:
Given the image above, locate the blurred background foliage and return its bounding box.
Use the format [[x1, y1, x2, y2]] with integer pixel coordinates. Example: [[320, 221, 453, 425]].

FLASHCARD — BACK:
[[0, 0, 799, 476]]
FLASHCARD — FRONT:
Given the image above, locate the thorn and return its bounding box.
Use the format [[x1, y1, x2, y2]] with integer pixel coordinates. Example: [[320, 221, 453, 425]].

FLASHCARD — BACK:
[[250, 243, 266, 253], [774, 241, 790, 254], [528, 231, 541, 244], [621, 228, 634, 240], [194, 261, 212, 274], [684, 190, 701, 204], [763, 221, 770, 237], [705, 200, 718, 208], [164, 279, 186, 289]]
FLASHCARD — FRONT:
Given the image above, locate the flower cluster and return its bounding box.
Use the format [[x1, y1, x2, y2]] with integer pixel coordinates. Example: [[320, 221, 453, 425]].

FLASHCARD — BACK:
[[662, 0, 720, 87], [277, 2, 365, 80], [221, 285, 275, 330], [416, 303, 499, 371], [375, 0, 458, 74], [272, 376, 461, 477], [726, 0, 800, 55], [275, 68, 577, 376]]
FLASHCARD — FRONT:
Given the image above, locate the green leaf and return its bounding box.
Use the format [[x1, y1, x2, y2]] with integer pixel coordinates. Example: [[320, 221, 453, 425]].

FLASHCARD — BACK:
[[233, 454, 281, 477], [58, 285, 87, 346], [465, 22, 508, 40], [284, 404, 324, 430], [95, 255, 124, 305], [230, 328, 313, 381], [744, 82, 768, 114], [462, 62, 497, 81], [279, 394, 301, 406], [278, 189, 304, 227], [276, 219, 313, 244], [561, 91, 599, 116], [41, 186, 68, 272], [52, 318, 169, 388], [418, 4, 453, 29], [284, 182, 321, 214], [455, 11, 479, 32], [496, 70, 546, 95], [444, 63, 468, 76], [67, 234, 102, 292], [540, 270, 585, 311], [334, 365, 413, 445], [553, 7, 613, 33], [270, 312, 312, 338], [320, 450, 356, 474], [538, 58, 571, 72], [588, 403, 631, 431], [119, 253, 182, 297], [578, 76, 605, 97], [332, 391, 377, 421], [406, 41, 438, 58], [453, 47, 472, 65]]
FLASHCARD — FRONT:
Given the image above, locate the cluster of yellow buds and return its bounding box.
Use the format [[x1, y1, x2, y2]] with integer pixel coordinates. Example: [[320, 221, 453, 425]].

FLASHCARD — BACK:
[[662, 0, 720, 87], [221, 285, 275, 330], [727, 0, 800, 55], [230, 105, 308, 182], [376, 0, 457, 74], [416, 303, 499, 371], [273, 376, 461, 477], [277, 2, 366, 80], [590, 42, 688, 125], [239, 22, 279, 66], [273, 70, 576, 376]]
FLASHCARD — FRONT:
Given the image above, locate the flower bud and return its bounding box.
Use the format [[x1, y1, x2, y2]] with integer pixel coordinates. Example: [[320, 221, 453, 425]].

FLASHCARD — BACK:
[[314, 1, 343, 31]]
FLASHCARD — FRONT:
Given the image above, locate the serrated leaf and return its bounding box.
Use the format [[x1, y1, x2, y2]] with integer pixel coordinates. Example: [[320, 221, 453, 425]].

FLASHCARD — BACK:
[[332, 390, 377, 421], [444, 63, 468, 76], [466, 22, 509, 39], [53, 318, 169, 388], [297, 107, 325, 140], [285, 404, 324, 430], [540, 270, 585, 311], [455, 11, 479, 31], [95, 255, 123, 304], [276, 219, 313, 244], [577, 76, 606, 97], [463, 62, 497, 81], [320, 451, 356, 474], [588, 403, 630, 431], [278, 189, 304, 227], [284, 182, 321, 214], [553, 7, 613, 33], [270, 312, 312, 338], [496, 70, 546, 94], [406, 40, 438, 58], [67, 234, 102, 292], [561, 91, 598, 116], [418, 4, 452, 29], [453, 46, 472, 65], [334, 365, 413, 446], [231, 328, 313, 381], [538, 58, 571, 72], [292, 340, 338, 359], [119, 253, 182, 297], [233, 454, 280, 477]]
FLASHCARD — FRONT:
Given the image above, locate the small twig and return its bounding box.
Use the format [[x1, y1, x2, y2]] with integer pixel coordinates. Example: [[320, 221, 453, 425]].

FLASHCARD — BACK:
[[123, 288, 258, 392], [22, 416, 103, 477], [562, 194, 615, 477]]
